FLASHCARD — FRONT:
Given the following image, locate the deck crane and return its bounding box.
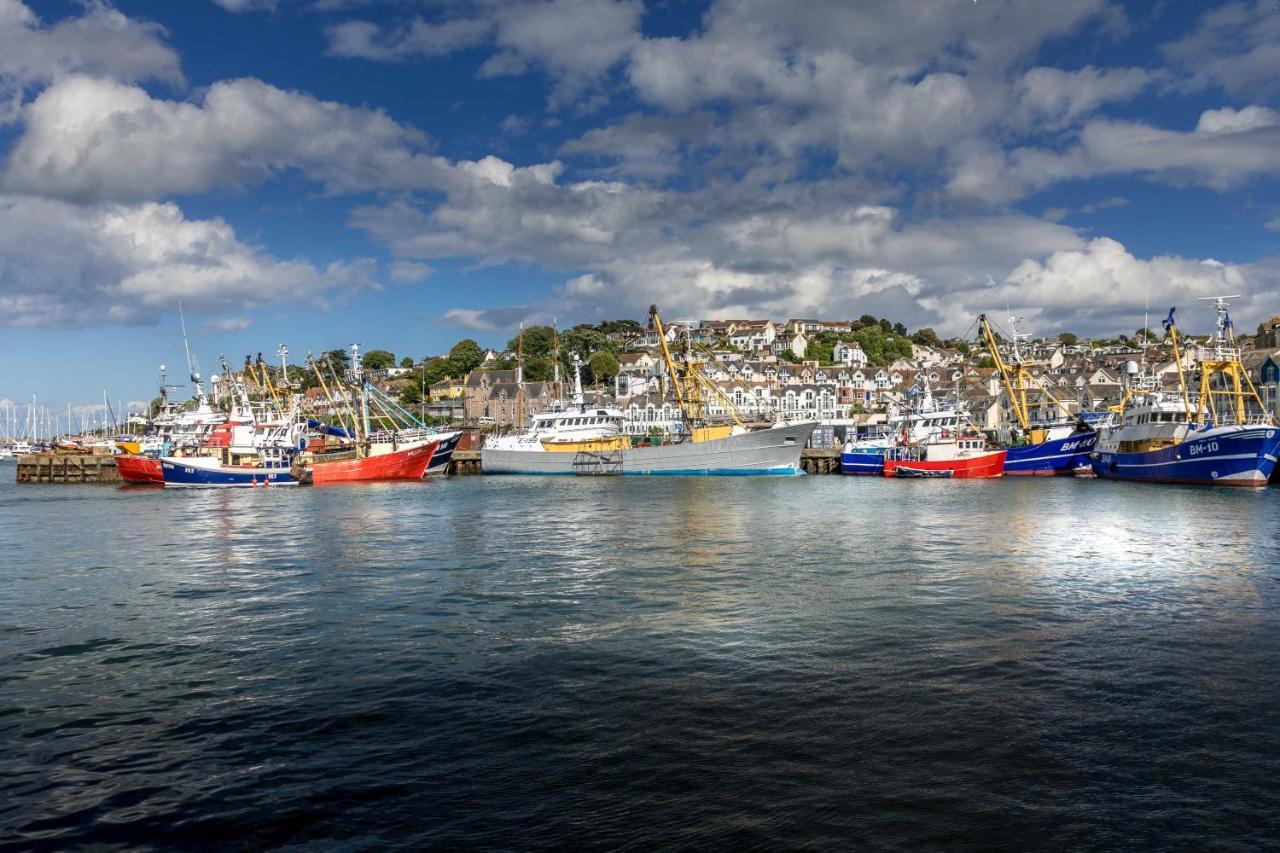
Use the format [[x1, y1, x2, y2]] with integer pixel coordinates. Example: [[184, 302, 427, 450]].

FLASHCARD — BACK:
[[976, 313, 1078, 443], [649, 305, 747, 432]]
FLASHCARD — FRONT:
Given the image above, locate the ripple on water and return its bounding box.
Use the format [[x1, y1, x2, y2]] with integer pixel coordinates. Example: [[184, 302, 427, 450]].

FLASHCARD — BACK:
[[1, 476, 1279, 849]]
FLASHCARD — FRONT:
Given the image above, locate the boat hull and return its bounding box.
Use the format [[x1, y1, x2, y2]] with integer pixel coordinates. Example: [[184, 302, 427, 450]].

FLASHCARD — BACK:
[[1004, 432, 1097, 475], [161, 457, 298, 488], [116, 455, 164, 484], [883, 449, 1007, 479], [482, 422, 815, 475], [840, 449, 887, 475], [311, 442, 437, 484], [426, 431, 461, 475], [1091, 427, 1280, 487]]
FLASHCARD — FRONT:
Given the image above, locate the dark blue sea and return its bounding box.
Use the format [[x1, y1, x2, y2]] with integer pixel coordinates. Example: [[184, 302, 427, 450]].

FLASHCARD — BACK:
[[2, 474, 1280, 850]]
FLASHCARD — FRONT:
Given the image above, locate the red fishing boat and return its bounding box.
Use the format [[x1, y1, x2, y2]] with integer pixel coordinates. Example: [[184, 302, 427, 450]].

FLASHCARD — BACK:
[[306, 440, 439, 484], [115, 455, 164, 484], [882, 433, 1007, 479]]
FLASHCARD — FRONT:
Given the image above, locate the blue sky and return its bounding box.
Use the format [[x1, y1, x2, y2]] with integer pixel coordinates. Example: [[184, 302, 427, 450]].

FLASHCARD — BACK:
[[1, 0, 1278, 417]]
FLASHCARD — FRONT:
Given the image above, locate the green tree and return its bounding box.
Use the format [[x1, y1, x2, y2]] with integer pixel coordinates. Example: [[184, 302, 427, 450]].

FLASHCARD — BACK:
[[486, 356, 515, 370], [448, 339, 485, 375], [911, 327, 942, 348], [977, 356, 997, 368], [524, 355, 555, 382], [559, 325, 614, 376], [400, 356, 415, 369], [1134, 327, 1158, 343], [951, 340, 972, 357], [420, 357, 454, 388], [321, 348, 350, 370], [507, 325, 556, 359], [588, 350, 620, 384], [362, 349, 396, 370], [849, 326, 913, 366], [777, 349, 801, 363], [855, 314, 878, 330], [399, 383, 422, 406], [806, 335, 836, 364], [597, 319, 644, 338], [892, 322, 908, 337]]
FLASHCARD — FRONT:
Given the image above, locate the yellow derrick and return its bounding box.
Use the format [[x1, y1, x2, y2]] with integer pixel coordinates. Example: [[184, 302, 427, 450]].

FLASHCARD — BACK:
[[648, 304, 746, 437], [977, 314, 1076, 435]]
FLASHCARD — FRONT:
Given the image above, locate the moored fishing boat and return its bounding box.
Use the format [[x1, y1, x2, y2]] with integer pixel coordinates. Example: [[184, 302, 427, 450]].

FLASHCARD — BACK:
[[976, 314, 1097, 475], [1091, 298, 1280, 487], [483, 306, 815, 475], [116, 455, 164, 484], [301, 439, 440, 484], [161, 452, 298, 487], [882, 433, 1006, 478], [840, 383, 965, 475]]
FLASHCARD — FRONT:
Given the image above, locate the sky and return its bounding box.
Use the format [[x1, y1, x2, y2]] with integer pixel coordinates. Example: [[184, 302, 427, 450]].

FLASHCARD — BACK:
[[1, 0, 1279, 416]]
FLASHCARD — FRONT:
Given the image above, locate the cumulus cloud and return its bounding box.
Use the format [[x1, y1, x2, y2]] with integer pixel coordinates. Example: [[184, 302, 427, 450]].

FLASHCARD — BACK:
[[1162, 1, 1280, 97], [950, 106, 1280, 201], [2, 75, 451, 202], [0, 195, 377, 328], [325, 17, 492, 61], [481, 0, 642, 106], [1016, 65, 1159, 129], [979, 237, 1275, 334], [0, 0, 183, 89]]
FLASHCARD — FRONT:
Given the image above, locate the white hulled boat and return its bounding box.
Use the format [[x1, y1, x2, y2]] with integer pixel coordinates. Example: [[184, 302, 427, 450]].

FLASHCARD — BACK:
[[483, 306, 815, 475]]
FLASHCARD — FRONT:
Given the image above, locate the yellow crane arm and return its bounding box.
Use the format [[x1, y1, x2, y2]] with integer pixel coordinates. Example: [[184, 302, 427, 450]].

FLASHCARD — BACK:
[[977, 314, 1029, 430], [650, 304, 692, 420]]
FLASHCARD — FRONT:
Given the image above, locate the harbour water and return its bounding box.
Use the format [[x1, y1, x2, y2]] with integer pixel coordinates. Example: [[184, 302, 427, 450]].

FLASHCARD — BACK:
[[3, 475, 1280, 849]]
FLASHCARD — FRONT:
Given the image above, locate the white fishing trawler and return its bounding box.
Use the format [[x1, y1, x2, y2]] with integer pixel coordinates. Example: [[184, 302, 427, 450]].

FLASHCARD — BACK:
[[483, 306, 816, 475]]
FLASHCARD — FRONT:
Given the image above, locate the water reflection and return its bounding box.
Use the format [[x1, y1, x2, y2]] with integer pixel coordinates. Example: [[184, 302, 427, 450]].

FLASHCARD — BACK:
[[2, 476, 1279, 849]]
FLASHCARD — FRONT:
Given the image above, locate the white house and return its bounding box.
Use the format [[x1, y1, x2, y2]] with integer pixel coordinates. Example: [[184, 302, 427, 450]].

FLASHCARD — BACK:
[[834, 341, 868, 367]]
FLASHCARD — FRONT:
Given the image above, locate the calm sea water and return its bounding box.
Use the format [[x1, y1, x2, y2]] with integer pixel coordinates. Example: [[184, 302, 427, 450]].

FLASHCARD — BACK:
[[2, 473, 1279, 850]]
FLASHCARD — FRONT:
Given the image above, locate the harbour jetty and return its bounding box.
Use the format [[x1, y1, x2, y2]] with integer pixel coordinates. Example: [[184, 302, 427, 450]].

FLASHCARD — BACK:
[[16, 454, 121, 484]]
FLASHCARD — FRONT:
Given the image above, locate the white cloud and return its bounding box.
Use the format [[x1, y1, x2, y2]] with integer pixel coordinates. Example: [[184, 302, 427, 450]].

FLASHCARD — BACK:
[[0, 0, 183, 89], [389, 261, 433, 283], [201, 317, 253, 333], [325, 17, 492, 61], [1162, 1, 1280, 97], [209, 0, 277, 11], [561, 273, 607, 296], [2, 75, 451, 202], [1016, 65, 1158, 129], [441, 305, 545, 332], [1194, 105, 1280, 134], [481, 0, 642, 106], [950, 107, 1280, 201], [0, 195, 377, 328], [1266, 217, 1280, 233], [979, 237, 1266, 333]]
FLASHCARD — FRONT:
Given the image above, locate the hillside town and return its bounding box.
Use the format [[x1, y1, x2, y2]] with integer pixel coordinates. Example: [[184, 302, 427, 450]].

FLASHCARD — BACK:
[[331, 312, 1280, 439]]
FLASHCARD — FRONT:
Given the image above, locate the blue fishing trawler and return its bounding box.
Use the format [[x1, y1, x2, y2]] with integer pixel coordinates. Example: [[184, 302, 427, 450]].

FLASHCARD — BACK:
[[1091, 300, 1280, 487], [161, 453, 299, 487], [976, 314, 1098, 475]]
